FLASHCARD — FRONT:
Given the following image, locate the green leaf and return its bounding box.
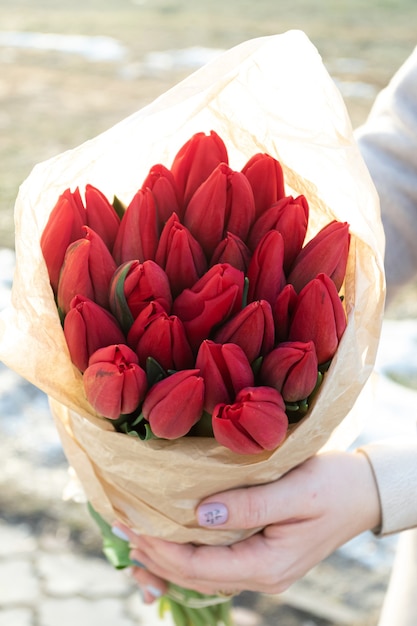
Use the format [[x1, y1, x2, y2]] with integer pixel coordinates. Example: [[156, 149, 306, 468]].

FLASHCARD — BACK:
[[138, 422, 158, 440], [112, 194, 126, 219], [251, 355, 263, 377], [87, 503, 131, 569], [146, 356, 167, 387], [110, 261, 135, 335], [285, 402, 300, 412], [188, 411, 213, 438]]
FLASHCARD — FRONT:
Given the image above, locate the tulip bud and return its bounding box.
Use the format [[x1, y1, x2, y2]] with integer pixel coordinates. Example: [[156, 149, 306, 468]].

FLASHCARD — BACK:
[[247, 195, 309, 272], [241, 153, 285, 218], [64, 295, 125, 372], [155, 213, 207, 297], [210, 232, 252, 273], [41, 187, 85, 293], [172, 263, 245, 351], [287, 220, 350, 293], [272, 283, 298, 343], [112, 188, 159, 265], [142, 369, 205, 439], [212, 386, 288, 455], [127, 301, 194, 371], [246, 230, 286, 305], [84, 184, 121, 251], [196, 340, 254, 413], [171, 130, 229, 206], [83, 344, 148, 420], [141, 163, 181, 225], [109, 260, 172, 333], [183, 163, 255, 258], [289, 273, 347, 364], [57, 226, 117, 315], [260, 341, 318, 403], [213, 300, 275, 364]]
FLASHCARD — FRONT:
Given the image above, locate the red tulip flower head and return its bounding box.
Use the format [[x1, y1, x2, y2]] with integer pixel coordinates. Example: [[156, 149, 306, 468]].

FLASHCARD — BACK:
[[289, 273, 347, 364], [196, 340, 254, 413], [212, 386, 288, 455], [142, 369, 205, 439], [83, 344, 147, 420]]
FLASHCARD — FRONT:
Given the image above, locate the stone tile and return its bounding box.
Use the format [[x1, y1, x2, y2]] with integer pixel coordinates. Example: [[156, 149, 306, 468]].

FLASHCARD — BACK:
[[37, 551, 133, 598], [0, 558, 40, 605], [39, 598, 137, 626], [0, 520, 37, 557], [0, 608, 33, 626]]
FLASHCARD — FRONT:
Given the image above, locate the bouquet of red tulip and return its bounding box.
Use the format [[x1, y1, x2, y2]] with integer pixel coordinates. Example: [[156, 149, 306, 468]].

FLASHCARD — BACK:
[[0, 31, 385, 626], [40, 128, 351, 459]]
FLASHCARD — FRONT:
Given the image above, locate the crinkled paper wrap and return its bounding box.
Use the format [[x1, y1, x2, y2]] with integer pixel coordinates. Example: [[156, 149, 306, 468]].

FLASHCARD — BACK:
[[0, 31, 385, 545]]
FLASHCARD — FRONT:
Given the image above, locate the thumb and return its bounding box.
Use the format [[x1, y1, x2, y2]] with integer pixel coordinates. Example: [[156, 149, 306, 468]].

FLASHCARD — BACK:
[[196, 478, 295, 530]]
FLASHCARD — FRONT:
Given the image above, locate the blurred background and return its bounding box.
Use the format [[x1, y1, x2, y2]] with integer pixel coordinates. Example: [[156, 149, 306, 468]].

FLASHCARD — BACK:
[[1, 1, 417, 625], [1, 0, 417, 252]]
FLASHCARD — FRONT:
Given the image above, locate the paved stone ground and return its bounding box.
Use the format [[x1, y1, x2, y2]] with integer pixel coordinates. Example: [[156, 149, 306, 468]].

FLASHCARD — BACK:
[[0, 247, 410, 625]]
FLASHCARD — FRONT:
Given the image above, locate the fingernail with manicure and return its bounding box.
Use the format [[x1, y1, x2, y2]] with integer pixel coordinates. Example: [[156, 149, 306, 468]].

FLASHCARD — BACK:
[[146, 585, 163, 598], [197, 502, 228, 527], [111, 526, 130, 542]]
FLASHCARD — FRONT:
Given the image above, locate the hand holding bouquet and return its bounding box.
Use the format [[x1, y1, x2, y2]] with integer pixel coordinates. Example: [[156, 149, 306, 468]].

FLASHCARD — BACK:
[[0, 31, 385, 626]]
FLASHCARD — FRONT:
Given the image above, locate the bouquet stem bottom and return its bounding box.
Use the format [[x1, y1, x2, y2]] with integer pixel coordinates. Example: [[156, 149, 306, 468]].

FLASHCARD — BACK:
[[88, 503, 234, 626]]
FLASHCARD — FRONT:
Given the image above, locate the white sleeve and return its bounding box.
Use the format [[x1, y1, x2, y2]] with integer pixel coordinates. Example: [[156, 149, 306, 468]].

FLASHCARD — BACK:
[[355, 47, 417, 303], [358, 439, 417, 535]]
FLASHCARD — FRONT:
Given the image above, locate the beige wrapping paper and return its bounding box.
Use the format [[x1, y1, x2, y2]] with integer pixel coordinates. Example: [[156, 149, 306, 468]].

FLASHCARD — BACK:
[[0, 31, 385, 545]]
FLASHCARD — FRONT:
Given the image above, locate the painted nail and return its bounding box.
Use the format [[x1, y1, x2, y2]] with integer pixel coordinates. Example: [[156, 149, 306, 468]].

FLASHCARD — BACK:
[[131, 559, 146, 569], [197, 502, 228, 527], [111, 526, 130, 542], [145, 584, 163, 598]]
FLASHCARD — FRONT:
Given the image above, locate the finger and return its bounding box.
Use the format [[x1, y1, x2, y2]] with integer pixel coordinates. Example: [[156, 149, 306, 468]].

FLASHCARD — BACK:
[[129, 564, 168, 600], [129, 544, 243, 596], [196, 468, 313, 530], [132, 530, 275, 588]]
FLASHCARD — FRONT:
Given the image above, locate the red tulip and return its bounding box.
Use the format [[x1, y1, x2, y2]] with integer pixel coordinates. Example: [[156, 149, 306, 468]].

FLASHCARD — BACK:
[[260, 341, 318, 403], [127, 302, 194, 371], [112, 188, 159, 265], [155, 213, 207, 297], [289, 273, 347, 364], [141, 163, 181, 225], [142, 369, 205, 439], [183, 163, 255, 258], [212, 386, 288, 455], [57, 226, 117, 315], [196, 340, 254, 413], [83, 344, 147, 420], [210, 232, 252, 273], [64, 295, 125, 372], [246, 230, 286, 305], [84, 184, 121, 251], [170, 130, 228, 206], [287, 220, 350, 293], [241, 153, 285, 219], [172, 263, 245, 351], [213, 300, 275, 364], [272, 283, 298, 343], [247, 195, 309, 272], [109, 260, 172, 334], [41, 187, 85, 293]]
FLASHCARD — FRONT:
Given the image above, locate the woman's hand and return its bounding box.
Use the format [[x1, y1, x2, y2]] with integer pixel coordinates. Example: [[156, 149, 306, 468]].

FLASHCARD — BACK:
[[114, 450, 381, 601]]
